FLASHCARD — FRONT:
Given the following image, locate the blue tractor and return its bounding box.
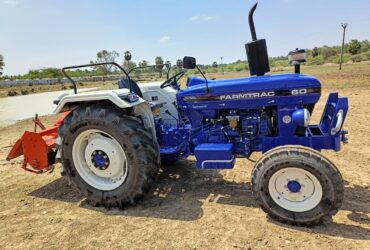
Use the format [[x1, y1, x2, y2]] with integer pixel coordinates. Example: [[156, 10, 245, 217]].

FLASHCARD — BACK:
[[9, 3, 348, 226]]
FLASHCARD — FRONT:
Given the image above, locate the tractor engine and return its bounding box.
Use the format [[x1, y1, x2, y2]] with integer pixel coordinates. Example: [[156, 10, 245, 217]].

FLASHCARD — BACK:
[[154, 105, 277, 165], [192, 109, 272, 154]]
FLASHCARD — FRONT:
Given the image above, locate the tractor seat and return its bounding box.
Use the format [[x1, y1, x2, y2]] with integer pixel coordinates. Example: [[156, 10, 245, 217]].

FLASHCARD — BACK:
[[118, 78, 143, 98]]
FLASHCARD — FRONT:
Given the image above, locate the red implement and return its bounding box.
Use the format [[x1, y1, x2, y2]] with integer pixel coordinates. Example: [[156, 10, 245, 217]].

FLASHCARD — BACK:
[[6, 112, 70, 173]]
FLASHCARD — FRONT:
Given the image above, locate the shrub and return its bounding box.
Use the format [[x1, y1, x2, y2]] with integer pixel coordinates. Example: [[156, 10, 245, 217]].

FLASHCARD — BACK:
[[233, 62, 247, 72], [306, 56, 325, 66], [360, 51, 370, 61], [352, 55, 362, 63], [349, 39, 362, 55], [321, 46, 337, 60], [270, 59, 288, 68], [332, 53, 351, 64]]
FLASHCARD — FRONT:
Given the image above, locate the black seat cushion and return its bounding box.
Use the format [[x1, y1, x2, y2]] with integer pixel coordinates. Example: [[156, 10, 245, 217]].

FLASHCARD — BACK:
[[118, 78, 143, 98]]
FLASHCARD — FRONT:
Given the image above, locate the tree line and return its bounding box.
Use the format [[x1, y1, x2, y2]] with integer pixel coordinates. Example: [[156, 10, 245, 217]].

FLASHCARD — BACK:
[[1, 39, 370, 81], [270, 39, 370, 68]]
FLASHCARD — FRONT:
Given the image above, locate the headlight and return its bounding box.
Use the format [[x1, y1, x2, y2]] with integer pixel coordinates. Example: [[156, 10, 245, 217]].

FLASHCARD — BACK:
[[292, 108, 311, 127]]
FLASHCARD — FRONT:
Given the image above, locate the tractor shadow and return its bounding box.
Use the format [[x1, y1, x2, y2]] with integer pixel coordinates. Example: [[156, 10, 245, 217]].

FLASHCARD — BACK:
[[28, 160, 370, 240], [29, 159, 257, 221]]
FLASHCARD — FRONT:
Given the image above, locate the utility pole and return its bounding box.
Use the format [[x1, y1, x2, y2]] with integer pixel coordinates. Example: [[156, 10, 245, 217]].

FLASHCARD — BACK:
[[339, 23, 348, 70]]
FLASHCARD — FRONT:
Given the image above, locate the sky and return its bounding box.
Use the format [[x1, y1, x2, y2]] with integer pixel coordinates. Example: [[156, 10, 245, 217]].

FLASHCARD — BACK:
[[1, 0, 370, 75]]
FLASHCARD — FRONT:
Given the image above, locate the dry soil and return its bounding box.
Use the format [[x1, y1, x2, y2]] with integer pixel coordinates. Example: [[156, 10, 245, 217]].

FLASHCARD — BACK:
[[0, 63, 369, 249]]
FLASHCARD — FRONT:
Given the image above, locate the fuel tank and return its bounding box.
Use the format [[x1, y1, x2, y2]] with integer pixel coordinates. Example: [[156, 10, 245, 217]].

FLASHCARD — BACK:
[[177, 73, 321, 111]]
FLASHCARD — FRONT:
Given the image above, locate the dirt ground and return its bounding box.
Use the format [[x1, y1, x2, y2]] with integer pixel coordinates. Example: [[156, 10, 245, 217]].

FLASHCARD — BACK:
[[0, 63, 369, 249]]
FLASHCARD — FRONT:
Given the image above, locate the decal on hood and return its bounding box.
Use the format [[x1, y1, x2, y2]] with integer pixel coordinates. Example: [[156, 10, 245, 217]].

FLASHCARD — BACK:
[[182, 87, 321, 102]]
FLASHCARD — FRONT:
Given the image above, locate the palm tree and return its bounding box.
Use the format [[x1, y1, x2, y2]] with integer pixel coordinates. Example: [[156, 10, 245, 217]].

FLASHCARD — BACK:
[[176, 59, 183, 69], [124, 51, 132, 70]]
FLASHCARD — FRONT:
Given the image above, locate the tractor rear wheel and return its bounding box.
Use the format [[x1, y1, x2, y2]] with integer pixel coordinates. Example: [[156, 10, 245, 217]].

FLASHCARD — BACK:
[[251, 145, 344, 226], [58, 103, 160, 207]]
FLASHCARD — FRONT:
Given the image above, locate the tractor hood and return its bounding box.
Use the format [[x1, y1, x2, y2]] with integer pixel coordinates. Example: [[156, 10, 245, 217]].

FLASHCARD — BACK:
[[177, 73, 321, 110], [182, 74, 321, 96]]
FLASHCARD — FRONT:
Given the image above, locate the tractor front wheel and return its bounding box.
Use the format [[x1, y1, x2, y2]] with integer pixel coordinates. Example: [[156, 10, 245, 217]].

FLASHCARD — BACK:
[[59, 103, 160, 207], [251, 145, 344, 226]]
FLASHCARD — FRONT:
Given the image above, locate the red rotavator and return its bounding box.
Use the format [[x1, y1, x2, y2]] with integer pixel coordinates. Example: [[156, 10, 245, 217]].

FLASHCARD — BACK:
[[6, 112, 70, 173]]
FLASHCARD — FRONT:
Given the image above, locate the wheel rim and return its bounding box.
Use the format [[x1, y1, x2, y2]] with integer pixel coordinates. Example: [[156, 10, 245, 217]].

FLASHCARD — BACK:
[[72, 129, 128, 191], [268, 167, 323, 212]]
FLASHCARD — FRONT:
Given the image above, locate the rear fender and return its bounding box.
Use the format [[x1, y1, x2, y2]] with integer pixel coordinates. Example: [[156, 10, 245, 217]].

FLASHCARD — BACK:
[[53, 89, 156, 139], [53, 89, 145, 114]]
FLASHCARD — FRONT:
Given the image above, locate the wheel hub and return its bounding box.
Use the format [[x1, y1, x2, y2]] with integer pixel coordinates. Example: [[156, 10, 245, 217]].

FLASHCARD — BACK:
[[91, 150, 110, 170], [287, 180, 301, 193]]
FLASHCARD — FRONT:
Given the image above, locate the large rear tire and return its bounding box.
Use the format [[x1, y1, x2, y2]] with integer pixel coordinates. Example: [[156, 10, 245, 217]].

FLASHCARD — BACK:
[[251, 145, 344, 226], [59, 103, 160, 207]]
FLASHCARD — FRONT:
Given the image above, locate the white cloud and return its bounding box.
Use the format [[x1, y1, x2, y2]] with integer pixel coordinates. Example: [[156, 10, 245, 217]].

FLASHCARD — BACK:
[[159, 36, 171, 43], [2, 0, 19, 5], [188, 15, 214, 22]]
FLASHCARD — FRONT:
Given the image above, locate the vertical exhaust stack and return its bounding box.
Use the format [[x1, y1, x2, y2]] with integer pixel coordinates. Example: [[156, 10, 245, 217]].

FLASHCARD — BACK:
[[245, 2, 270, 76]]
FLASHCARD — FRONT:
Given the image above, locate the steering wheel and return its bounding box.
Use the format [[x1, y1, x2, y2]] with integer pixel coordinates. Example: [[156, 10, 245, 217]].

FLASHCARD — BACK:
[[160, 70, 185, 89]]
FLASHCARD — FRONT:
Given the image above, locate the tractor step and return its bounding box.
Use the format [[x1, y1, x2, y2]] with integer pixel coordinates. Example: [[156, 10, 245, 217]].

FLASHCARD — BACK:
[[194, 143, 235, 169]]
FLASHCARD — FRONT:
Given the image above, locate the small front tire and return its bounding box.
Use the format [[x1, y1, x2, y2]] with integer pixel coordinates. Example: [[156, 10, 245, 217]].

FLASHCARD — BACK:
[[251, 145, 344, 226]]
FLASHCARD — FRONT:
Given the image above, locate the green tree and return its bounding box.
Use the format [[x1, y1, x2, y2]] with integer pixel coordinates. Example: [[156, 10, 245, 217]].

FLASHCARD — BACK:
[[138, 60, 149, 68], [176, 59, 183, 68], [360, 40, 370, 53], [136, 60, 148, 75], [0, 54, 4, 76], [348, 39, 362, 55], [41, 68, 63, 78], [321, 46, 337, 60], [155, 56, 164, 77], [126, 61, 137, 70], [311, 47, 319, 57], [90, 50, 120, 75], [28, 70, 40, 79], [212, 61, 218, 68], [25, 68, 63, 80], [165, 60, 171, 74], [124, 51, 132, 61], [165, 60, 171, 68]]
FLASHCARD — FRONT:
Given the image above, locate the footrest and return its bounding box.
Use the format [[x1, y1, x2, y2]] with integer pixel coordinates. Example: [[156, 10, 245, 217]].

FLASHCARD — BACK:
[[194, 143, 235, 169]]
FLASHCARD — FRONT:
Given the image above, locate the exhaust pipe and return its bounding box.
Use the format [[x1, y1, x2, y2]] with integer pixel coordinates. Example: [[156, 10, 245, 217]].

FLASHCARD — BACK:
[[245, 2, 270, 76]]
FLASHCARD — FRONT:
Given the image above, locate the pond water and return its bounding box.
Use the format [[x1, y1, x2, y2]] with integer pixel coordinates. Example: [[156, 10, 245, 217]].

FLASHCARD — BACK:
[[0, 89, 96, 127]]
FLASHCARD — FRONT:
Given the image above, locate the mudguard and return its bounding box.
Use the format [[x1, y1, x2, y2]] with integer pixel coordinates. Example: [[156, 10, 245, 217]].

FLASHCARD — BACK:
[[53, 88, 146, 114], [53, 88, 157, 139]]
